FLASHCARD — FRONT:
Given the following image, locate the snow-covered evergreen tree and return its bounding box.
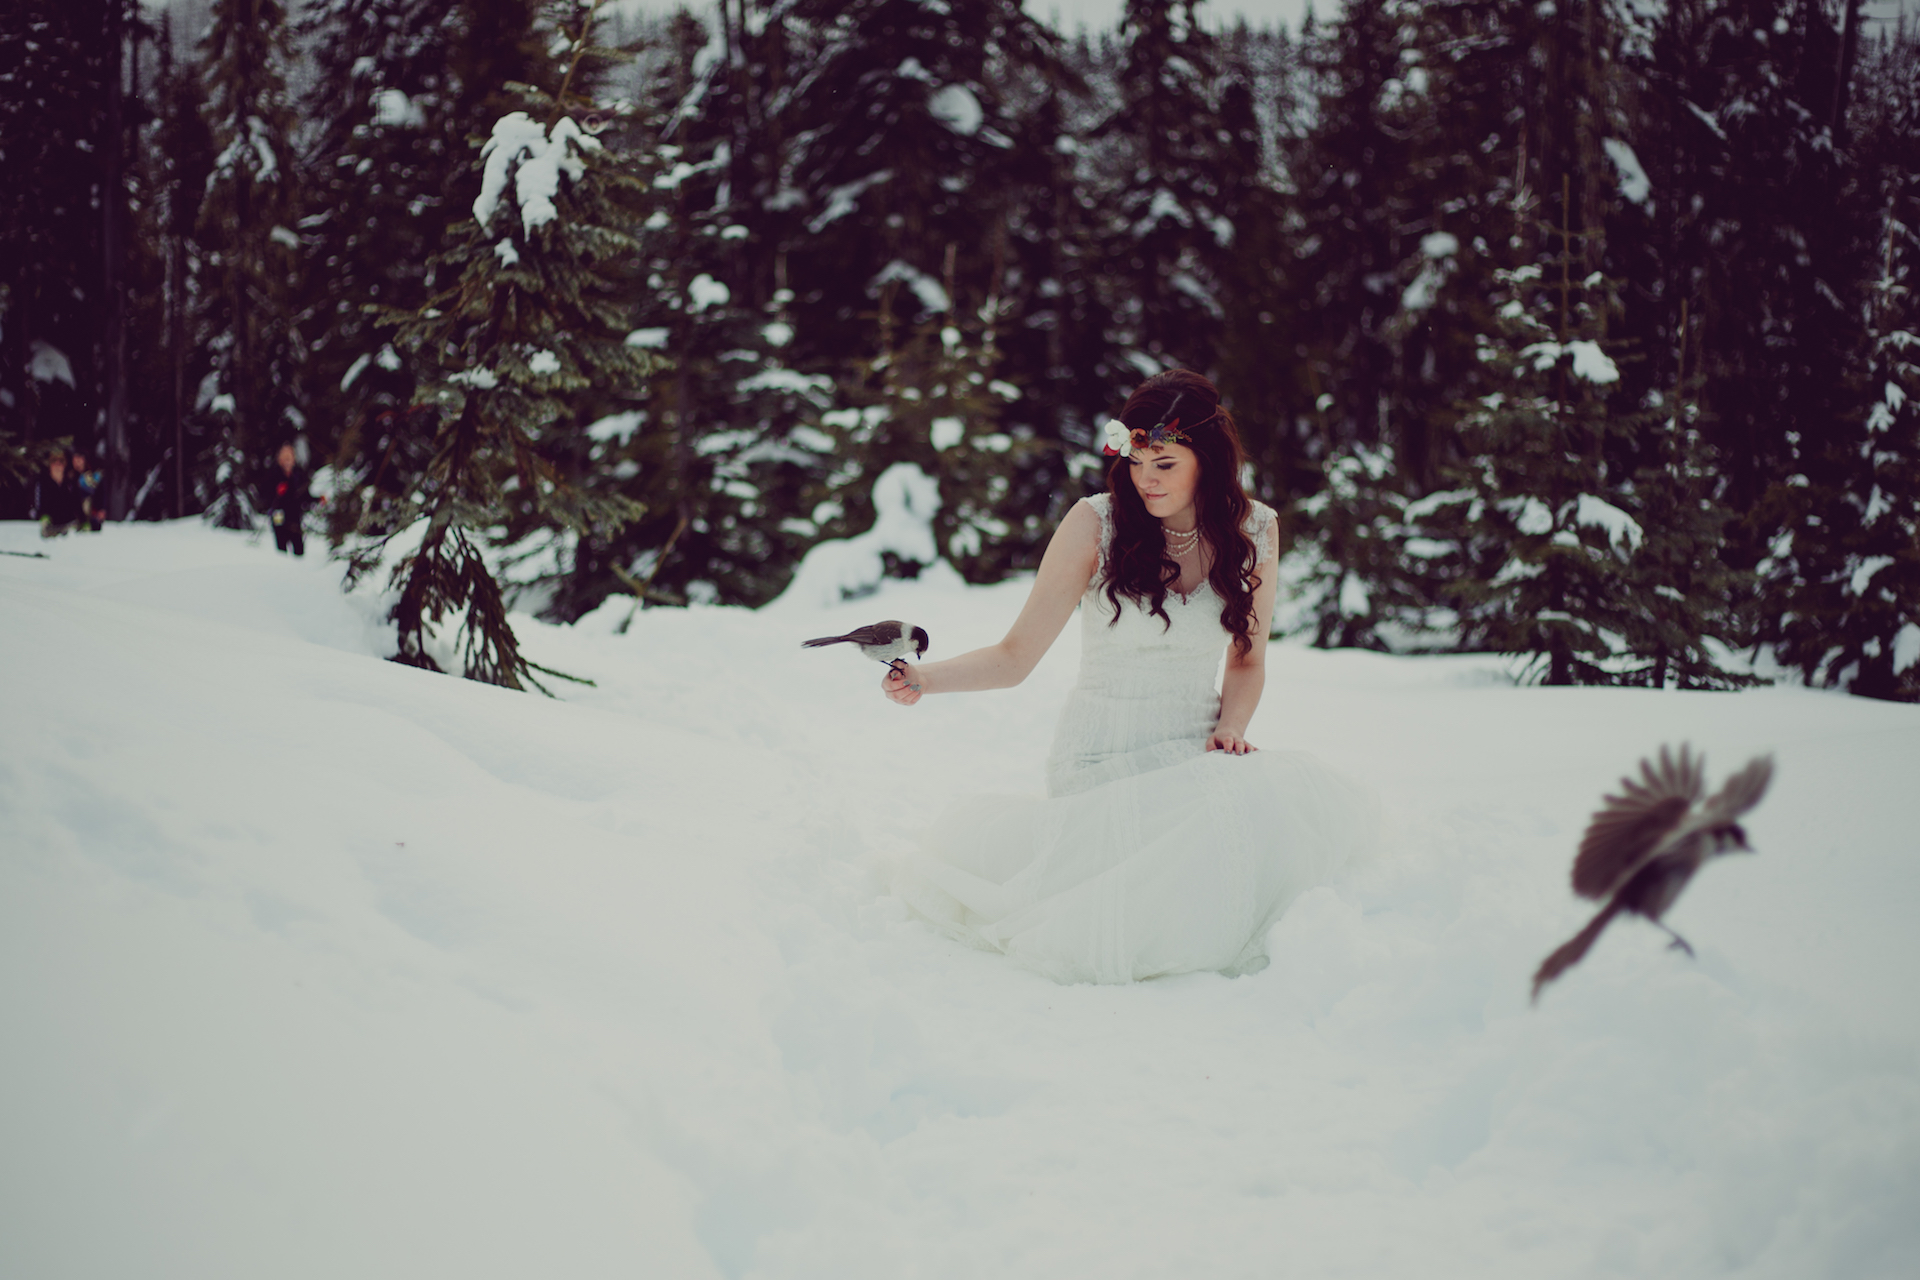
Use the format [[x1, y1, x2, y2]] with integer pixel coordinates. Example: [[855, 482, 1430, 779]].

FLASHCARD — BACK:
[[1765, 22, 1920, 700], [298, 0, 566, 540], [347, 85, 658, 689], [1418, 254, 1751, 687], [195, 0, 305, 527]]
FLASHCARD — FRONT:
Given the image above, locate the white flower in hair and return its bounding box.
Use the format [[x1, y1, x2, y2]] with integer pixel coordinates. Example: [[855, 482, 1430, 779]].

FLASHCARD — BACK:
[[1102, 419, 1133, 457]]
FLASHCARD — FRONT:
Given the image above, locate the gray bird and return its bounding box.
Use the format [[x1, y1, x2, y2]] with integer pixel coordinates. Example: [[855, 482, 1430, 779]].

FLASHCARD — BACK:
[[801, 620, 930, 674], [1531, 744, 1774, 1002]]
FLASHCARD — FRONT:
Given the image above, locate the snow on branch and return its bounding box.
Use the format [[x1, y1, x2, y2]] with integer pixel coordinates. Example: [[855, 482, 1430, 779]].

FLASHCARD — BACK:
[[473, 112, 600, 234]]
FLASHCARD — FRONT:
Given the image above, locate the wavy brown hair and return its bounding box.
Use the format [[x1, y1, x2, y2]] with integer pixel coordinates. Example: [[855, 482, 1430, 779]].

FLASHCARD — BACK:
[[1101, 369, 1262, 655]]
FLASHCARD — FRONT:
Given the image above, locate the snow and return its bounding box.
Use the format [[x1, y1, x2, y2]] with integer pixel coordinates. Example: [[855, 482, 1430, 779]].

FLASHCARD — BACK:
[[473, 113, 596, 235], [929, 416, 965, 450], [808, 170, 893, 235], [28, 339, 75, 388], [1505, 495, 1555, 536], [927, 84, 984, 137], [625, 327, 669, 349], [448, 367, 498, 390], [1520, 339, 1620, 384], [1575, 493, 1644, 554], [1603, 137, 1653, 210], [687, 274, 731, 313], [1895, 624, 1920, 674], [736, 368, 833, 396], [493, 238, 521, 267], [527, 349, 560, 376], [1567, 339, 1621, 384], [1686, 100, 1730, 142], [4, 514, 1919, 1279], [871, 260, 950, 316], [1848, 555, 1895, 597], [371, 88, 425, 129], [339, 352, 372, 391], [774, 463, 946, 610]]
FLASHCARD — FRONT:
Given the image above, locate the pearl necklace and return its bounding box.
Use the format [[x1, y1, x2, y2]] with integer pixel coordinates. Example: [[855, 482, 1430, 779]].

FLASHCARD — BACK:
[[1163, 524, 1201, 555]]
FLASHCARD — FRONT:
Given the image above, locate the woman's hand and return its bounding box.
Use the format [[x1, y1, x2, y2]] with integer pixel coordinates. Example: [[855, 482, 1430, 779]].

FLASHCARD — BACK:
[[1205, 728, 1257, 755], [882, 662, 923, 706]]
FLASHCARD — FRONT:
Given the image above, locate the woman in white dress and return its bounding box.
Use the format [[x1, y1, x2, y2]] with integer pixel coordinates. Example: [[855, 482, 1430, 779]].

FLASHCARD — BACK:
[[885, 370, 1376, 984]]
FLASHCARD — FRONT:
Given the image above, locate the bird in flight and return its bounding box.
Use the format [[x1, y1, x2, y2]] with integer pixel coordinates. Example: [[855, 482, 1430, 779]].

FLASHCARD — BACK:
[[1532, 744, 1774, 1003]]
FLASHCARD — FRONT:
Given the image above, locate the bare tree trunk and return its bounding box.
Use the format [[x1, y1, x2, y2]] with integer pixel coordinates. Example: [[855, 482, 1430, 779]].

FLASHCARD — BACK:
[[162, 14, 187, 518], [103, 0, 130, 519], [1830, 1, 1862, 145]]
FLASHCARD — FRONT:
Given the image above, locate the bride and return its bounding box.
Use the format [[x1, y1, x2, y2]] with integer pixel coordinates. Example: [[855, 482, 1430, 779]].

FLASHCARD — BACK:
[[883, 369, 1376, 984]]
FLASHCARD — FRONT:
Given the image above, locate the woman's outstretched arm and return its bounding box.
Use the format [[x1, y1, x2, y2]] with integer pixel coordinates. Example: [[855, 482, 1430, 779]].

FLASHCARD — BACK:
[[882, 500, 1103, 705], [1207, 536, 1281, 754]]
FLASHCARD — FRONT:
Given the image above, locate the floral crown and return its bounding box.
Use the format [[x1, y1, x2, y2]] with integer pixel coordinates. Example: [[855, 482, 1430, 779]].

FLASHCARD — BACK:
[[1101, 395, 1219, 460]]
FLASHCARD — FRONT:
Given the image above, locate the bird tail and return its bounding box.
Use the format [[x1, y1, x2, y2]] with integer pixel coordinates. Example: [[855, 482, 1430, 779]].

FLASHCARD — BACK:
[[1531, 901, 1623, 1004], [800, 635, 848, 648]]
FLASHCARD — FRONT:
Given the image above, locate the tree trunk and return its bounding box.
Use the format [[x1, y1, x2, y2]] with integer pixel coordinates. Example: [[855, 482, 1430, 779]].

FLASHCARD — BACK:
[[103, 0, 130, 519], [1830, 1, 1862, 145]]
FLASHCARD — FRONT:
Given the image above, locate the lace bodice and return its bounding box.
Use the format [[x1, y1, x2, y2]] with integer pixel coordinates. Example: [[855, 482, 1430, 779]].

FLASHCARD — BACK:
[[1045, 494, 1278, 797]]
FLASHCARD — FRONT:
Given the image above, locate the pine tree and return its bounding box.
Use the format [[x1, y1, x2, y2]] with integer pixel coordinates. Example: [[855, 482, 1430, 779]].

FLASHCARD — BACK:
[[1419, 231, 1752, 686], [770, 0, 1074, 580], [1765, 21, 1920, 700], [298, 0, 563, 539], [553, 8, 841, 614], [1093, 0, 1231, 371], [347, 82, 658, 689], [0, 0, 116, 512], [195, 0, 302, 527]]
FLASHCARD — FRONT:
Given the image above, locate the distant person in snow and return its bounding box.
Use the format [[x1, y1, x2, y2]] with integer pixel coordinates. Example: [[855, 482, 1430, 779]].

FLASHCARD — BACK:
[[71, 451, 105, 531], [264, 443, 313, 556], [33, 447, 84, 538]]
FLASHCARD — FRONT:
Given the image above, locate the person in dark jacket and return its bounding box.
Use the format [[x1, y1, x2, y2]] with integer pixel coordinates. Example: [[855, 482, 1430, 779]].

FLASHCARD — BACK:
[[264, 443, 313, 556], [33, 448, 84, 537]]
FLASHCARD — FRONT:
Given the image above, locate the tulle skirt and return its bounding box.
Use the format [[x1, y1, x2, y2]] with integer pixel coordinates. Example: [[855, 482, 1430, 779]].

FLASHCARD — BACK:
[[893, 748, 1378, 985]]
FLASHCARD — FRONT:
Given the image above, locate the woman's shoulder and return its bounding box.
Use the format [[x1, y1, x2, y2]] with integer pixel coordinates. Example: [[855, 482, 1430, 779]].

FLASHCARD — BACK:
[[1242, 500, 1278, 562], [1079, 493, 1114, 536]]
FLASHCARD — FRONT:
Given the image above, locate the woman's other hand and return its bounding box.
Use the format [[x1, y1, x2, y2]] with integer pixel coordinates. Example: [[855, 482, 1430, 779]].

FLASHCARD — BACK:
[[1205, 728, 1257, 754], [883, 662, 923, 705]]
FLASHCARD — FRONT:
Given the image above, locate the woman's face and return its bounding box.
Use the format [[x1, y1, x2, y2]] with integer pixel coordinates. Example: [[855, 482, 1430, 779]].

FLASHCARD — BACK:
[[1130, 443, 1200, 523]]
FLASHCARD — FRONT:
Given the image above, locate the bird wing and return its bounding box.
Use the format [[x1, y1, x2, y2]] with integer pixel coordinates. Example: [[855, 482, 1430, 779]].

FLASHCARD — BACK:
[[1700, 753, 1774, 826], [1570, 745, 1704, 900], [800, 621, 901, 649]]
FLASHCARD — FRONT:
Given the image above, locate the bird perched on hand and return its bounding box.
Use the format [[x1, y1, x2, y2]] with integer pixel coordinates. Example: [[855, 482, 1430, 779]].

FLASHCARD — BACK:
[[1531, 744, 1774, 1003], [801, 620, 930, 674]]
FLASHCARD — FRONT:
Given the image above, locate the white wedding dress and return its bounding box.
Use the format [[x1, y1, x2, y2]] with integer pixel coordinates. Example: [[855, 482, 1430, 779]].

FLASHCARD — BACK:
[[894, 495, 1377, 984]]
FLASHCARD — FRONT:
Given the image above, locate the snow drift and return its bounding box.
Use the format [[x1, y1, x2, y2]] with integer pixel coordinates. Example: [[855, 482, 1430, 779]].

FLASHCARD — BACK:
[[3, 518, 1917, 1279]]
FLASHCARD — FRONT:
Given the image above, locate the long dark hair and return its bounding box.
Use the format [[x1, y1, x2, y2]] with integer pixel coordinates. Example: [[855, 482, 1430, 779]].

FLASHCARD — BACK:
[[1101, 369, 1261, 656]]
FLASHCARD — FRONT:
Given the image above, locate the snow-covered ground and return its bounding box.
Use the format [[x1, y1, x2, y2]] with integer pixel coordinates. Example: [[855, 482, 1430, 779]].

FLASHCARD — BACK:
[[3, 518, 1916, 1280]]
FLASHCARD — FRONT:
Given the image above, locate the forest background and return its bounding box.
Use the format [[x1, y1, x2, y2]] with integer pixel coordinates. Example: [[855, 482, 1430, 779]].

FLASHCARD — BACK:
[[3, 0, 1917, 699]]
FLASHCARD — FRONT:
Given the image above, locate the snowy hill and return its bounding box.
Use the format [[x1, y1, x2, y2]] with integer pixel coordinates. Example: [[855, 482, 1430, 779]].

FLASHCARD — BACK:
[[3, 520, 1916, 1279]]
